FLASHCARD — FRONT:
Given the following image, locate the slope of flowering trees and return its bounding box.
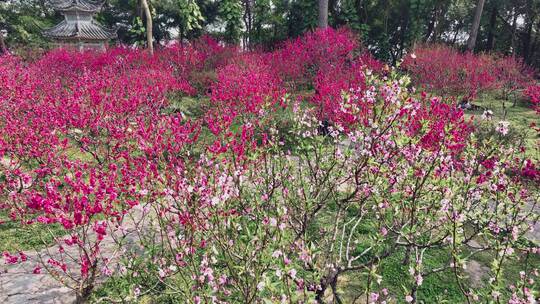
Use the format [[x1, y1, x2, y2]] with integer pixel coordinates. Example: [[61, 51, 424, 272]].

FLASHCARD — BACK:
[[0, 28, 539, 303], [402, 44, 536, 102]]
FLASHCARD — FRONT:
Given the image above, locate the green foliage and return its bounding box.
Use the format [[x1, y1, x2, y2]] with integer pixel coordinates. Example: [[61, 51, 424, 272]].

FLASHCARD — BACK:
[[127, 17, 147, 46], [157, 0, 205, 40], [338, 0, 362, 32], [287, 0, 317, 37], [467, 93, 540, 158], [248, 0, 288, 48], [219, 0, 243, 44], [178, 0, 205, 32], [0, 0, 56, 48]]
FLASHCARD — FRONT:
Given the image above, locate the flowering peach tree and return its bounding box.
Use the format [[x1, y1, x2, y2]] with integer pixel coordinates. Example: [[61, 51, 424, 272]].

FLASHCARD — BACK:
[[0, 29, 539, 303]]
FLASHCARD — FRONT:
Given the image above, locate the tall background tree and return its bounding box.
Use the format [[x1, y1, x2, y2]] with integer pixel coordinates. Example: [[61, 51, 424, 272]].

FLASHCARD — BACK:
[[140, 0, 153, 54], [318, 0, 328, 28], [467, 0, 486, 50], [0, 28, 6, 53], [219, 0, 243, 44]]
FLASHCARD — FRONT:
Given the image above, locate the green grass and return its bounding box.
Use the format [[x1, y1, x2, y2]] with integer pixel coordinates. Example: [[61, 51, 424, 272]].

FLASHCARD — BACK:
[[380, 249, 466, 304], [0, 210, 64, 252], [467, 93, 539, 158], [164, 95, 209, 119], [468, 245, 540, 290], [335, 247, 468, 303]]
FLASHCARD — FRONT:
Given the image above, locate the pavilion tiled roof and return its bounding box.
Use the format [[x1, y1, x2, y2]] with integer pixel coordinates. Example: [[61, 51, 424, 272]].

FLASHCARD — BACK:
[[50, 0, 105, 12], [43, 0, 117, 42], [43, 20, 117, 41]]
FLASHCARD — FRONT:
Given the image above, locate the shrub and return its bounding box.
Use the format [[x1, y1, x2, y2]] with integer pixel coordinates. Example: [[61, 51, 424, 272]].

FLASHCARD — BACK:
[[402, 44, 536, 103], [111, 72, 538, 303], [268, 27, 382, 88], [402, 44, 497, 99], [524, 84, 540, 116], [191, 34, 239, 70], [311, 59, 367, 127], [206, 54, 286, 135], [524, 85, 540, 105], [0, 47, 197, 302], [492, 56, 535, 99]]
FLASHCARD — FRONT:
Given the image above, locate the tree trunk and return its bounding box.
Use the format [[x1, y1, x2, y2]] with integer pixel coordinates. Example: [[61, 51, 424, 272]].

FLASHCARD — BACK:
[[398, 6, 410, 60], [431, 2, 450, 43], [243, 0, 252, 50], [356, 0, 367, 24], [510, 9, 518, 54], [467, 0, 486, 51], [178, 27, 184, 46], [329, 0, 337, 23], [529, 28, 539, 65], [137, 0, 143, 19], [523, 28, 533, 63], [141, 0, 153, 55], [318, 0, 329, 28], [315, 268, 339, 303], [486, 3, 497, 50], [522, 15, 535, 62], [521, 2, 536, 64], [424, 6, 437, 42], [0, 32, 6, 54], [451, 22, 463, 46]]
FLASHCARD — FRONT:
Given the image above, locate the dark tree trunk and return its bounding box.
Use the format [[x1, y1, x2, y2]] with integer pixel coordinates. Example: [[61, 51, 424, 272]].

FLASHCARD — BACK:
[[315, 268, 340, 303], [452, 21, 463, 46], [399, 6, 410, 59], [0, 32, 6, 54], [467, 0, 486, 51], [356, 0, 367, 24], [522, 8, 535, 62], [432, 2, 450, 43], [242, 0, 253, 50], [424, 7, 437, 42], [179, 27, 185, 46], [137, 0, 143, 19], [529, 25, 539, 66], [141, 0, 153, 55], [486, 4, 497, 50], [318, 0, 329, 28], [510, 9, 518, 54], [329, 0, 338, 23]]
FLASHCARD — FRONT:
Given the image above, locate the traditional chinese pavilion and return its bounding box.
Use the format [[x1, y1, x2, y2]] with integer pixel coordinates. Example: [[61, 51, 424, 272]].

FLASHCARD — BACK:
[[43, 0, 117, 51]]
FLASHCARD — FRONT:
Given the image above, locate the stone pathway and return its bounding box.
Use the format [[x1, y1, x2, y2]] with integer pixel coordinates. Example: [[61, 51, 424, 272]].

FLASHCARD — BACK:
[[524, 200, 540, 244], [463, 200, 540, 288], [0, 206, 149, 303], [0, 261, 76, 304], [466, 259, 490, 288]]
